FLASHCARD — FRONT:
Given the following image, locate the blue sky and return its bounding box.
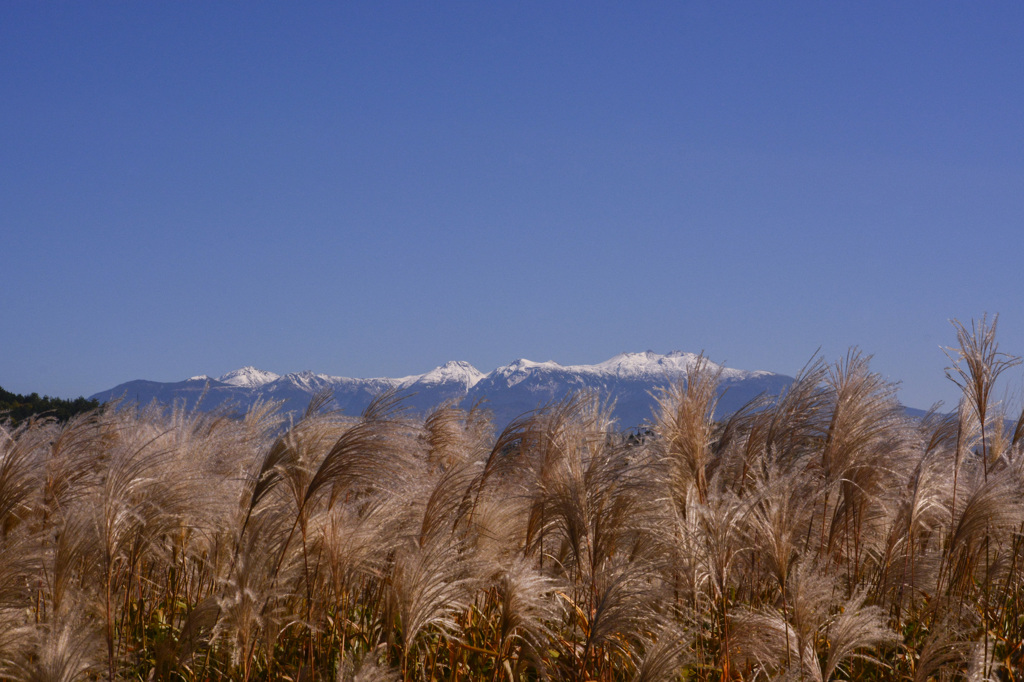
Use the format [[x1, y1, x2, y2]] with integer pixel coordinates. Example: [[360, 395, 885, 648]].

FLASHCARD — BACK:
[[2, 2, 1022, 410]]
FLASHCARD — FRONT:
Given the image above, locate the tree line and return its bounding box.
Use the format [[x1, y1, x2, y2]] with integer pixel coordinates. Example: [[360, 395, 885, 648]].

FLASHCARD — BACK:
[[0, 386, 99, 425]]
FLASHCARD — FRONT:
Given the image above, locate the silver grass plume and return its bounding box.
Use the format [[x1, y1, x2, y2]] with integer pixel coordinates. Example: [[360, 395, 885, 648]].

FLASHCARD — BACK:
[[485, 557, 559, 674], [3, 617, 100, 682], [629, 623, 693, 682], [653, 354, 720, 506], [731, 558, 895, 681], [336, 645, 400, 682]]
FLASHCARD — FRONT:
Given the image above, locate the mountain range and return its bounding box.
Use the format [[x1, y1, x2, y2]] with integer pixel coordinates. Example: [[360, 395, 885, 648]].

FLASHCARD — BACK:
[[90, 351, 795, 430]]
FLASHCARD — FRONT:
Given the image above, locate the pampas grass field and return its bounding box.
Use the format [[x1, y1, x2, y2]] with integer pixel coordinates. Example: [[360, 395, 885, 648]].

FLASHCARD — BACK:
[[2, 318, 1023, 681]]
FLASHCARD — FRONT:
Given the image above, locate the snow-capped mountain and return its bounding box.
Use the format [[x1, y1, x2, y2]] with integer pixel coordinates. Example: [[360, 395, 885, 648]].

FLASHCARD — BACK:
[[399, 360, 486, 390], [90, 352, 794, 429], [462, 351, 789, 429], [217, 366, 281, 388]]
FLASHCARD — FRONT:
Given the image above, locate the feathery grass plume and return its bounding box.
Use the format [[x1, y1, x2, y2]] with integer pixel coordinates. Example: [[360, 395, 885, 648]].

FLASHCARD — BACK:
[[473, 409, 539, 494], [37, 411, 107, 519], [109, 406, 243, 677], [0, 621, 32, 681], [0, 420, 43, 627], [818, 350, 908, 574], [317, 421, 451, 668], [0, 415, 45, 535], [653, 354, 720, 506], [155, 596, 222, 678], [3, 620, 100, 682], [965, 638, 996, 682], [143, 402, 272, 672], [422, 401, 492, 472], [487, 393, 594, 568], [423, 403, 469, 472], [268, 393, 427, 679], [166, 409, 268, 593], [820, 589, 898, 681], [819, 350, 902, 483], [38, 513, 98, 622], [549, 556, 653, 679], [911, 622, 971, 682], [523, 394, 669, 679], [460, 408, 557, 579], [946, 399, 980, 563], [385, 527, 472, 675], [629, 623, 693, 682], [458, 477, 533, 569], [944, 315, 1021, 477], [0, 412, 106, 668], [879, 446, 952, 623], [690, 479, 751, 679], [918, 408, 960, 484], [984, 413, 1014, 475], [483, 557, 559, 677], [1010, 404, 1024, 451], [227, 392, 346, 676], [732, 559, 895, 681], [539, 430, 606, 578], [336, 645, 400, 682], [0, 533, 38, 654], [561, 561, 663, 679], [731, 604, 811, 680], [303, 389, 420, 510], [943, 464, 1024, 597], [445, 410, 533, 585], [255, 402, 374, 678], [239, 390, 337, 539], [744, 466, 813, 607], [759, 356, 830, 473], [658, 479, 704, 620], [215, 503, 301, 681], [537, 393, 656, 578], [707, 392, 769, 493], [771, 558, 835, 678], [68, 407, 189, 681], [411, 459, 481, 549], [314, 495, 399, 606]]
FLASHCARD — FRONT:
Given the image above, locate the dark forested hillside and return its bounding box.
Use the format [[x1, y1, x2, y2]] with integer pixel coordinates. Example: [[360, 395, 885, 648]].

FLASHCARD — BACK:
[[0, 386, 99, 425]]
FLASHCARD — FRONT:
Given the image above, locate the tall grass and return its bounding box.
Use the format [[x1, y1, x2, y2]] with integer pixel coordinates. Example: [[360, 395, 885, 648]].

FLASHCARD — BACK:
[[1, 320, 1022, 680]]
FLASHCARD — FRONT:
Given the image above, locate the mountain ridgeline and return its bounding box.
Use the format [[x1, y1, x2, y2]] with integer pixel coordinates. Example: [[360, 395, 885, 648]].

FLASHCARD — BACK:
[[91, 351, 793, 429]]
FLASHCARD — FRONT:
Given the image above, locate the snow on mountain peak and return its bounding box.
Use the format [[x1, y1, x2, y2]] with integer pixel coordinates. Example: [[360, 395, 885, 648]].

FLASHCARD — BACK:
[[217, 366, 281, 388], [505, 358, 562, 372], [488, 358, 565, 387], [593, 350, 766, 381], [393, 361, 485, 390], [275, 370, 344, 393], [577, 350, 767, 381], [415, 361, 485, 387], [589, 351, 692, 375]]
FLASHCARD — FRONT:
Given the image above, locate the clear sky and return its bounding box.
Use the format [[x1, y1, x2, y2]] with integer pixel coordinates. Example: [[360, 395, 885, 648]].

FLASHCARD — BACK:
[[2, 2, 1023, 411]]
